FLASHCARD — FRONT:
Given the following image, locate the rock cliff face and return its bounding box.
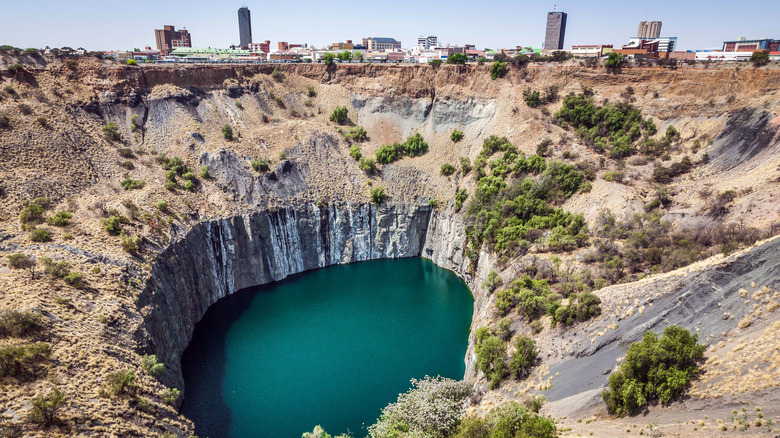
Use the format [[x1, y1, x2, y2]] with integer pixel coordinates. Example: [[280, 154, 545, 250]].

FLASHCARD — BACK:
[[137, 202, 478, 388]]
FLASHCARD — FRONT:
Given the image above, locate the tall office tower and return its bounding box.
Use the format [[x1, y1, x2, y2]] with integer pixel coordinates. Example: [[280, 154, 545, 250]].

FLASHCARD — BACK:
[[637, 21, 662, 39], [544, 11, 567, 50], [238, 7, 252, 49]]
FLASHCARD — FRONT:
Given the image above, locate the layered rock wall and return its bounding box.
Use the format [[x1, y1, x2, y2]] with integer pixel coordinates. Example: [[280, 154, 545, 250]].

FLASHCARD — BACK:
[[138, 203, 478, 388]]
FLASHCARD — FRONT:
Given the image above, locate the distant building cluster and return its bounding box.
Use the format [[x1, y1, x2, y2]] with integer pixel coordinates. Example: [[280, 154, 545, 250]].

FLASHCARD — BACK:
[[96, 6, 778, 65]]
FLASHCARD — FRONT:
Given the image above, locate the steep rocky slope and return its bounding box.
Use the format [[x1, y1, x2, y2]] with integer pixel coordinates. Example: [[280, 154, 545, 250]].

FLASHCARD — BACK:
[[0, 58, 778, 437]]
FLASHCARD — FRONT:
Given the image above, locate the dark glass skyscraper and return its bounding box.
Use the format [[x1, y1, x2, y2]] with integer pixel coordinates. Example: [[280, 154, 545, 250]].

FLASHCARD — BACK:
[[238, 7, 252, 49], [544, 11, 567, 50]]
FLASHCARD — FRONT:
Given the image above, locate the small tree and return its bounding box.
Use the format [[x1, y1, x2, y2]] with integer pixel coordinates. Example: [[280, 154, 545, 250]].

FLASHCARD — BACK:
[[751, 50, 770, 67], [450, 130, 464, 143], [441, 163, 456, 176], [251, 157, 270, 172], [105, 369, 136, 396], [605, 52, 624, 69], [349, 145, 362, 160], [102, 122, 120, 141], [271, 66, 284, 81], [509, 336, 537, 378], [7, 253, 36, 278], [447, 53, 468, 64], [428, 59, 443, 67], [28, 387, 66, 427], [221, 125, 233, 140], [490, 61, 508, 80], [337, 51, 352, 62], [358, 157, 376, 175], [353, 51, 363, 62], [141, 354, 166, 377], [370, 186, 387, 204], [329, 106, 348, 124], [323, 52, 335, 66]]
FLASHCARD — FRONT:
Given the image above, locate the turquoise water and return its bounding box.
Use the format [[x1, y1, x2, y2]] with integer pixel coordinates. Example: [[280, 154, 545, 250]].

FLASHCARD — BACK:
[[180, 258, 473, 438]]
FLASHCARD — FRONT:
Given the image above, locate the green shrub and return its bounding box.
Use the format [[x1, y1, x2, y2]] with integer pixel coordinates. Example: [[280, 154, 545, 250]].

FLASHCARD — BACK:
[[6, 63, 24, 72], [41, 257, 69, 278], [102, 122, 120, 141], [553, 292, 601, 326], [307, 86, 316, 97], [200, 165, 210, 179], [19, 205, 46, 225], [459, 157, 472, 175], [329, 106, 348, 124], [154, 200, 168, 212], [483, 270, 503, 293], [323, 52, 335, 66], [251, 157, 270, 172], [428, 59, 443, 67], [604, 170, 624, 183], [536, 139, 552, 157], [374, 133, 429, 164], [36, 116, 47, 126], [271, 66, 285, 82], [359, 157, 376, 175], [141, 354, 166, 377], [602, 325, 705, 416], [554, 92, 655, 159], [164, 181, 177, 191], [349, 144, 362, 160], [221, 124, 233, 140], [751, 50, 770, 67], [605, 52, 624, 68], [344, 126, 367, 142], [102, 216, 123, 235], [0, 310, 42, 338], [121, 179, 144, 190], [451, 130, 464, 143], [126, 59, 137, 65], [28, 387, 66, 426], [509, 336, 537, 378], [121, 235, 142, 254], [161, 387, 181, 406], [29, 228, 52, 242], [475, 334, 507, 388], [0, 342, 50, 379], [130, 114, 141, 132], [63, 272, 84, 288], [441, 163, 456, 176], [234, 100, 243, 110], [370, 187, 387, 204], [454, 189, 468, 211], [524, 89, 542, 108], [183, 180, 195, 191], [447, 53, 468, 64], [490, 61, 508, 79], [104, 369, 136, 396]]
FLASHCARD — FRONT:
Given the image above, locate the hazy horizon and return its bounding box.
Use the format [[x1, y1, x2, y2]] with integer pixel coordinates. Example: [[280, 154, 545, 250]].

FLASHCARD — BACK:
[[1, 0, 777, 52]]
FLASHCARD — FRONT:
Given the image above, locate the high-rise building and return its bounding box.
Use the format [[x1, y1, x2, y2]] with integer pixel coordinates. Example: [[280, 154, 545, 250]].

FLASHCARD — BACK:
[[637, 21, 662, 39], [154, 25, 191, 55], [417, 35, 438, 50], [238, 7, 252, 49], [544, 11, 567, 50]]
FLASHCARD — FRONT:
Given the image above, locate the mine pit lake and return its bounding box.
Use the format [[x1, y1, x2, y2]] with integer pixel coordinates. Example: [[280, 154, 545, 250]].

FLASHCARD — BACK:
[[181, 257, 474, 438]]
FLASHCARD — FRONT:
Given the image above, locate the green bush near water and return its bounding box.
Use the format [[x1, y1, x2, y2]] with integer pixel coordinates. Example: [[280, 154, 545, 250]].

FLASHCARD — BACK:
[[602, 325, 705, 417]]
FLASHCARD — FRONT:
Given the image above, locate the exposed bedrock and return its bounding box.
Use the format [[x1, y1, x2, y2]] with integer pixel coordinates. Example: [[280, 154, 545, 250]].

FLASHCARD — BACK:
[[136, 202, 473, 389]]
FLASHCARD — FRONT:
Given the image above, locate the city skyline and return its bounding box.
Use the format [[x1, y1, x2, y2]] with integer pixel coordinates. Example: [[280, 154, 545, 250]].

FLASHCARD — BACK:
[[0, 0, 778, 52]]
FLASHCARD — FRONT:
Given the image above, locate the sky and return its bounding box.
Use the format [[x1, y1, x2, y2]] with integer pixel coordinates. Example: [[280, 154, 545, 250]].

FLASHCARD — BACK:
[[0, 0, 777, 52]]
